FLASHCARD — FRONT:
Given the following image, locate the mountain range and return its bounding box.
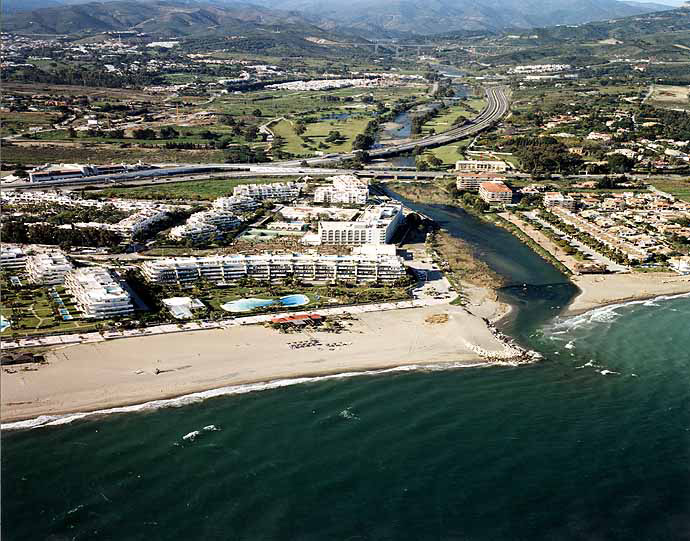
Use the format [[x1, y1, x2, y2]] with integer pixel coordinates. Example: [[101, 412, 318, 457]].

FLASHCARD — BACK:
[[1, 0, 676, 36]]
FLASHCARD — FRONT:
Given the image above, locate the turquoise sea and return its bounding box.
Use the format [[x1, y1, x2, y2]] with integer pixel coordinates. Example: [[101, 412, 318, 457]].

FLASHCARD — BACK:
[[2, 202, 689, 540]]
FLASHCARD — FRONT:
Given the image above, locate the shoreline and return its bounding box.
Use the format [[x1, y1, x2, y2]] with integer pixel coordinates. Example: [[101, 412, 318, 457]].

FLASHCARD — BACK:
[[564, 273, 690, 315], [1, 301, 527, 425]]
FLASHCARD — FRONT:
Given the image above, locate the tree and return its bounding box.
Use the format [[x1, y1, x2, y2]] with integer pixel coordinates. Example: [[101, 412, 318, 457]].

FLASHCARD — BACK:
[[352, 133, 374, 151], [607, 153, 635, 173], [132, 128, 156, 140], [325, 130, 342, 143], [252, 109, 262, 117], [244, 125, 259, 141], [159, 126, 179, 139]]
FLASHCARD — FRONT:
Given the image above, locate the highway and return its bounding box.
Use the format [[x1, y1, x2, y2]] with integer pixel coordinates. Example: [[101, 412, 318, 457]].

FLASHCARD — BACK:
[[3, 86, 510, 191]]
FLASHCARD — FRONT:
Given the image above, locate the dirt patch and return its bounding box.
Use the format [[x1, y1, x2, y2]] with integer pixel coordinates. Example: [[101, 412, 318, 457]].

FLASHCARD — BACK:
[[425, 313, 449, 325]]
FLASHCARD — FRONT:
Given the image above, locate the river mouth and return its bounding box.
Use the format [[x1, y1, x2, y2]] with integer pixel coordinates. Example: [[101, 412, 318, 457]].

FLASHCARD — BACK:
[[385, 190, 579, 343]]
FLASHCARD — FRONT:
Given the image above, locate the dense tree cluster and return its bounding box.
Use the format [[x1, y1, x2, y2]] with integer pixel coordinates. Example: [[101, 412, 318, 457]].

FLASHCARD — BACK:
[[1, 220, 122, 249], [503, 136, 583, 175]]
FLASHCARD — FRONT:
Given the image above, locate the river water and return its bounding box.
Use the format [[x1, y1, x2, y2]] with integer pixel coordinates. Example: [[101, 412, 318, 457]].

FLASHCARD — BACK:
[[2, 198, 688, 540]]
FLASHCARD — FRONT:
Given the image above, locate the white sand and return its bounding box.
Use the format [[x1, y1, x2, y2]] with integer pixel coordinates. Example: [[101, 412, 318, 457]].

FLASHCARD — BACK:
[[2, 303, 513, 422], [567, 273, 690, 315]]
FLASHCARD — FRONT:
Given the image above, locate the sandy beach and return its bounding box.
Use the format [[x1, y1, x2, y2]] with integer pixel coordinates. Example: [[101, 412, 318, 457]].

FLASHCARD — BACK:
[[567, 272, 690, 315], [1, 302, 516, 423]]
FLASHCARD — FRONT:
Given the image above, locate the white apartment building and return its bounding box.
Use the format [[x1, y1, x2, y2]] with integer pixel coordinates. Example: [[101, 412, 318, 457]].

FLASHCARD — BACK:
[[141, 253, 406, 286], [0, 245, 27, 270], [169, 223, 219, 243], [314, 175, 369, 205], [543, 192, 576, 211], [169, 209, 240, 243], [65, 267, 134, 319], [26, 251, 74, 285], [187, 209, 240, 230], [111, 208, 169, 238], [213, 195, 259, 213], [669, 256, 690, 275], [456, 172, 507, 191], [479, 181, 513, 205], [318, 204, 404, 246], [455, 160, 508, 173], [233, 182, 304, 202]]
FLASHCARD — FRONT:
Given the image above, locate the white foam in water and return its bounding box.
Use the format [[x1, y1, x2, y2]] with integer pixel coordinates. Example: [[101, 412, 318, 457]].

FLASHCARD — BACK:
[[339, 408, 359, 421], [181, 425, 220, 442], [599, 369, 620, 376], [545, 292, 690, 337], [182, 430, 200, 442], [564, 340, 575, 350], [2, 362, 490, 431]]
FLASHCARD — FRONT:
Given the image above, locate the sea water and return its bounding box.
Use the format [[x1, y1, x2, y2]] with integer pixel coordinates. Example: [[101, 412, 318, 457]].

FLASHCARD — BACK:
[[2, 202, 688, 540]]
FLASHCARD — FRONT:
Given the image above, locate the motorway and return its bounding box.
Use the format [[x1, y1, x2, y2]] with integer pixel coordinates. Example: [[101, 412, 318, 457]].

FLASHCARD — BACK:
[[3, 86, 511, 191]]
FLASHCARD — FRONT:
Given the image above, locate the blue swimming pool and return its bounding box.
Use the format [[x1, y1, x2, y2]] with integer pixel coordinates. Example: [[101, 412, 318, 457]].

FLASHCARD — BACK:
[[0, 315, 11, 332], [221, 294, 310, 313]]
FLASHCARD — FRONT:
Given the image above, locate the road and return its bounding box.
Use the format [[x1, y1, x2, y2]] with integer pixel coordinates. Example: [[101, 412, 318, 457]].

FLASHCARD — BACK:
[[3, 86, 510, 191]]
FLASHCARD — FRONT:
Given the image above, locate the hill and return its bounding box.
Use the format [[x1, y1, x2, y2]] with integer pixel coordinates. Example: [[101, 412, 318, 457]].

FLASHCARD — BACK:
[[1, 0, 338, 39], [249, 0, 672, 36], [482, 6, 690, 65]]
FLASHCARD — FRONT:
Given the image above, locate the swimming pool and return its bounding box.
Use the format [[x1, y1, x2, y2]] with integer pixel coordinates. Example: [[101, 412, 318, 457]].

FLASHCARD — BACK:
[[221, 294, 310, 313], [0, 315, 10, 332]]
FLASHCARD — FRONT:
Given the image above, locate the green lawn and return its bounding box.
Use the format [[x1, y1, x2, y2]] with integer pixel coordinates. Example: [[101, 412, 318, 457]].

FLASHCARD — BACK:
[[0, 283, 112, 338], [272, 116, 371, 157], [192, 282, 411, 315], [649, 178, 690, 202]]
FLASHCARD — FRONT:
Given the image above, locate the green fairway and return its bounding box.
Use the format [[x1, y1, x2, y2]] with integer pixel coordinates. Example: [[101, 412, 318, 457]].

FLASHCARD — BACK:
[[272, 116, 371, 157]]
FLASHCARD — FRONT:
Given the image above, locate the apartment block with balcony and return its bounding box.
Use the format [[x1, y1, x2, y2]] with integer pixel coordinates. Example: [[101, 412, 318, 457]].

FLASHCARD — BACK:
[[26, 251, 74, 285], [455, 160, 508, 173], [0, 245, 27, 271], [232, 182, 305, 202], [65, 267, 134, 319], [314, 175, 369, 205], [479, 181, 513, 205], [141, 253, 406, 286], [318, 204, 404, 246]]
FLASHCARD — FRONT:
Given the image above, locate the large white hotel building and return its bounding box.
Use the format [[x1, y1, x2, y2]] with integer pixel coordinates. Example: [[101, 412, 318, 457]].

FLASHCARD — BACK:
[[141, 252, 406, 286], [65, 267, 134, 319], [318, 204, 404, 246]]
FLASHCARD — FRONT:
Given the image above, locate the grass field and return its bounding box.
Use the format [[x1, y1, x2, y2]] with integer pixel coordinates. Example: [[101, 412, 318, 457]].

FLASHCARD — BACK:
[[1, 144, 227, 166], [272, 116, 371, 156], [0, 111, 59, 138], [214, 85, 422, 119], [0, 283, 110, 338], [425, 140, 472, 165], [93, 176, 299, 200], [649, 178, 690, 202], [419, 98, 487, 137]]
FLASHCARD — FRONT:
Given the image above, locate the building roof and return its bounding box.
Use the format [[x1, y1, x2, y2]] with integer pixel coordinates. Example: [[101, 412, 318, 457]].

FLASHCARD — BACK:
[[480, 181, 512, 193]]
